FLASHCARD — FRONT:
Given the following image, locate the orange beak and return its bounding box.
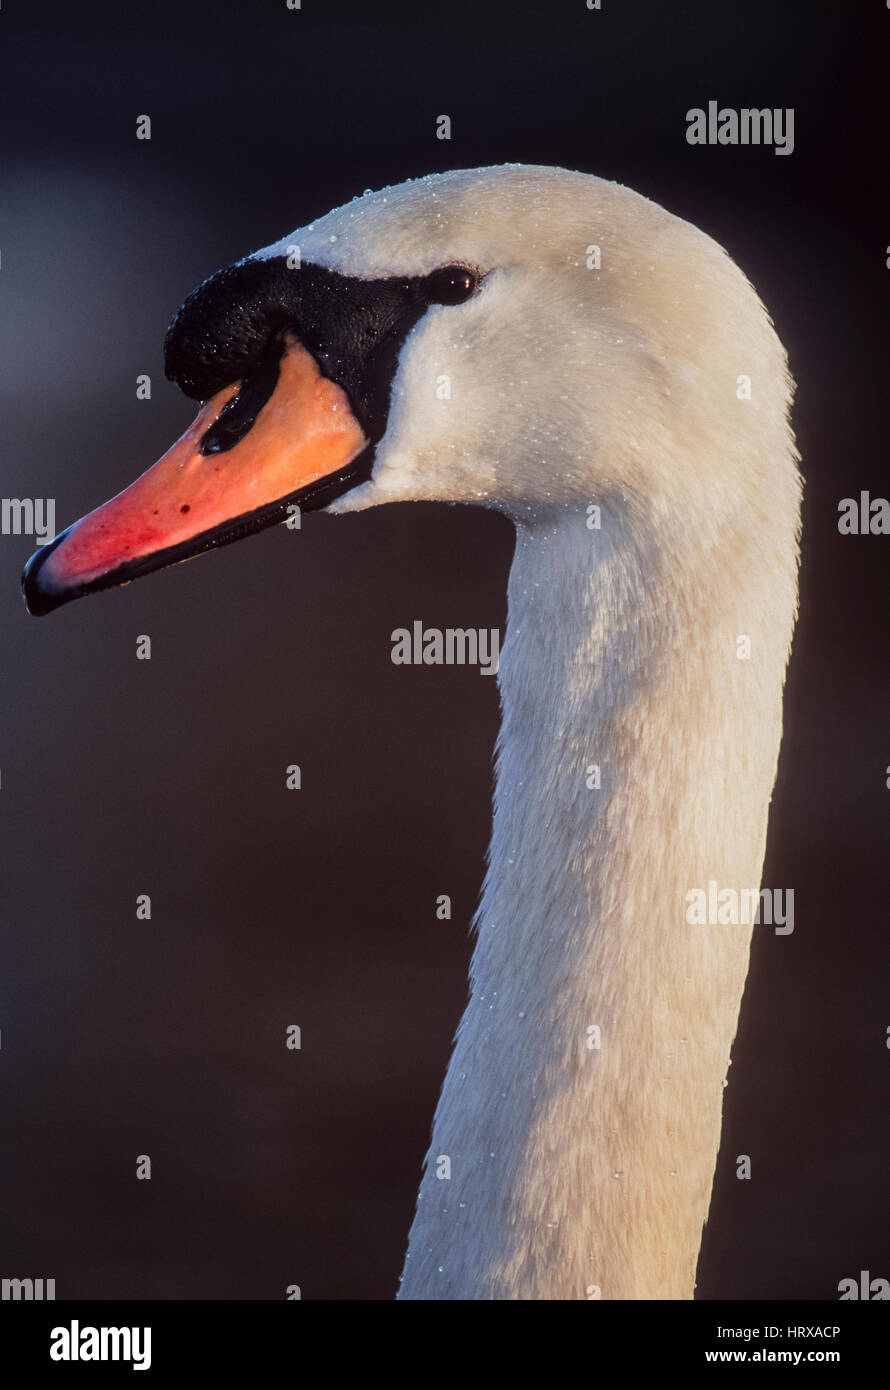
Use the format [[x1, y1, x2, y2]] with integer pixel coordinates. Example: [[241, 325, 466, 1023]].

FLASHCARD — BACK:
[[22, 335, 369, 616]]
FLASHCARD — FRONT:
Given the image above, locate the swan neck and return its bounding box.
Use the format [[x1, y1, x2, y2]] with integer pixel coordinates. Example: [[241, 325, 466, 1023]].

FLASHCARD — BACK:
[[399, 501, 796, 1300]]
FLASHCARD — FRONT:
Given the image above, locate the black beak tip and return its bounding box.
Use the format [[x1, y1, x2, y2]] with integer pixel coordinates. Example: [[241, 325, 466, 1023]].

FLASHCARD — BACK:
[[21, 531, 73, 617]]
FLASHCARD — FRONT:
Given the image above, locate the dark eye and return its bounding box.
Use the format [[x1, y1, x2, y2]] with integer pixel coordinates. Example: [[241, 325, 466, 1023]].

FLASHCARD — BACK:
[[424, 265, 479, 305]]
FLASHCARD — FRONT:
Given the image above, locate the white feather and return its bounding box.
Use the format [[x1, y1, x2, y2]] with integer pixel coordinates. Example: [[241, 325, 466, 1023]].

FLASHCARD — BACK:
[[261, 165, 801, 1298]]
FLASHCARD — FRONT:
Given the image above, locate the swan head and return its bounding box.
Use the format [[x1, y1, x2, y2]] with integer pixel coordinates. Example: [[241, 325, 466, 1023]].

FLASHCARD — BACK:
[[22, 164, 795, 615]]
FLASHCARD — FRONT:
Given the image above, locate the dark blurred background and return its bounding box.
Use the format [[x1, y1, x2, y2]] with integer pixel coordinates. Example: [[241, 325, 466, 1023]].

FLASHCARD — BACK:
[[0, 0, 887, 1300]]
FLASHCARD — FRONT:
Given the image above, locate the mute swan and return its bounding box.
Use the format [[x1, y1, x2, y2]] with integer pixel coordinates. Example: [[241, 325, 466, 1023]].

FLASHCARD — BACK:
[[23, 165, 801, 1300]]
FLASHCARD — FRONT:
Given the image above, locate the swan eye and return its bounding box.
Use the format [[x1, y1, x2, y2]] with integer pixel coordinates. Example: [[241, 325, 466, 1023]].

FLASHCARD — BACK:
[[424, 265, 479, 305]]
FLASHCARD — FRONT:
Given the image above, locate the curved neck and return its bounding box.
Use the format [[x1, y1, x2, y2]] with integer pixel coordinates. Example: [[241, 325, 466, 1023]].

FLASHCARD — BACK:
[[399, 497, 796, 1299]]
